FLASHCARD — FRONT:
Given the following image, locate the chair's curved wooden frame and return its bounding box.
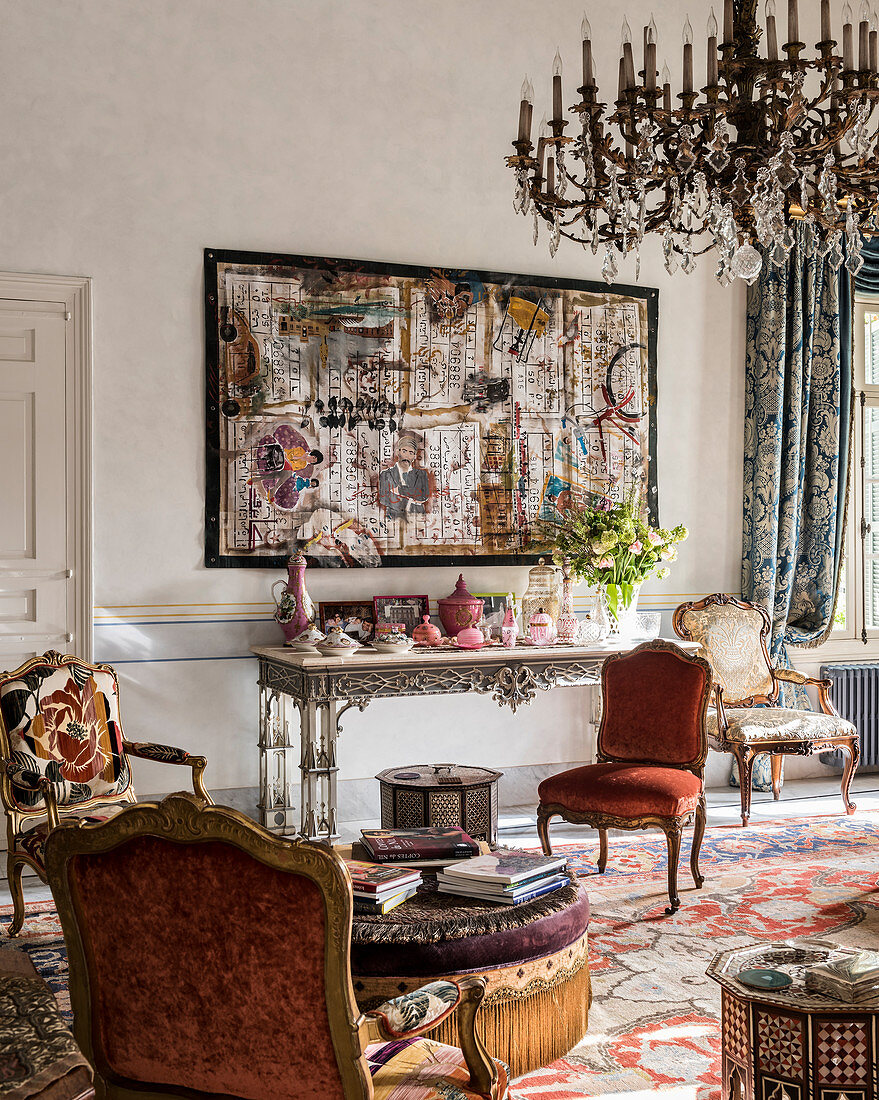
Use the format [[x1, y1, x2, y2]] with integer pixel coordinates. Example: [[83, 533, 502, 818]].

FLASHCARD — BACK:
[[0, 651, 211, 936], [672, 594, 860, 826], [537, 639, 713, 915], [44, 792, 501, 1100]]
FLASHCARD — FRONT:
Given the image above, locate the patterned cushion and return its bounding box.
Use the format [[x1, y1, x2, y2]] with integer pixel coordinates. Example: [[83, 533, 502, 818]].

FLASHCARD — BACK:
[[0, 660, 130, 811], [369, 981, 461, 1038], [706, 707, 857, 744], [16, 804, 127, 869], [366, 1036, 510, 1099], [679, 604, 774, 703]]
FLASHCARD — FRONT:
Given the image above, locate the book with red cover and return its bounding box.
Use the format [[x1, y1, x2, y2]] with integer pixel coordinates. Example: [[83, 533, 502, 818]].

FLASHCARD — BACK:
[[343, 859, 422, 893], [360, 827, 480, 862]]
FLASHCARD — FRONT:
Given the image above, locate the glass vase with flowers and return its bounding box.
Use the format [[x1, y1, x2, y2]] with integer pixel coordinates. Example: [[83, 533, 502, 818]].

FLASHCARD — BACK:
[[540, 488, 688, 634]]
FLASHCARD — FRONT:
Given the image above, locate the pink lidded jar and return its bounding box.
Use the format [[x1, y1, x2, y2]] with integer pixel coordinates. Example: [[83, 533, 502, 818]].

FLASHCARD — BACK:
[[437, 575, 484, 638], [528, 607, 555, 646]]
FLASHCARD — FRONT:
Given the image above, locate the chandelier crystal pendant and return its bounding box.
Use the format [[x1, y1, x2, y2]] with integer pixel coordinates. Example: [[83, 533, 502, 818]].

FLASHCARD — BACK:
[[506, 0, 879, 284]]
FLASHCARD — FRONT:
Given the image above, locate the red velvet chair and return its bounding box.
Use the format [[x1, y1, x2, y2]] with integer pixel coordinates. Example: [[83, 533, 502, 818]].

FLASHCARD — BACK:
[[537, 640, 713, 915], [44, 792, 509, 1100]]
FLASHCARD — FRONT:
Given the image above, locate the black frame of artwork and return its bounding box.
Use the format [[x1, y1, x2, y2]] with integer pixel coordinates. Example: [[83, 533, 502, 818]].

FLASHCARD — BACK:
[[204, 247, 659, 569]]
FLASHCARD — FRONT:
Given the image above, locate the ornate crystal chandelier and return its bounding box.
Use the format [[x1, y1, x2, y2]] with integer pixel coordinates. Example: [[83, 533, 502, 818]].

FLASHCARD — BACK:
[[506, 0, 879, 284]]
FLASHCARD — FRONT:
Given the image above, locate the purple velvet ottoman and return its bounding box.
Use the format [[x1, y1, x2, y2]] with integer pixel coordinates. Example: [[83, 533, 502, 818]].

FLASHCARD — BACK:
[[350, 877, 591, 1078]]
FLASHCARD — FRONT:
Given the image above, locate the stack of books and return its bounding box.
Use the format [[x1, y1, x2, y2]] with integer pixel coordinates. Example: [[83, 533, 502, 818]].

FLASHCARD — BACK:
[[360, 826, 480, 867], [804, 950, 879, 1002], [436, 850, 569, 906], [345, 860, 422, 915]]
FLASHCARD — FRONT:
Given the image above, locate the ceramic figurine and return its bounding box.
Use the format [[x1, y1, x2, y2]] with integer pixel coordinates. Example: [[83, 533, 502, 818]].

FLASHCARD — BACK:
[[271, 552, 316, 644], [437, 575, 484, 637], [413, 614, 442, 646], [528, 607, 555, 646], [501, 593, 519, 648]]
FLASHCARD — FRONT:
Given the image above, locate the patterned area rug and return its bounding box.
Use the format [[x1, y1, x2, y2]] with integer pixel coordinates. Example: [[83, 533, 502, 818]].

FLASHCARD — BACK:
[[2, 812, 878, 1099]]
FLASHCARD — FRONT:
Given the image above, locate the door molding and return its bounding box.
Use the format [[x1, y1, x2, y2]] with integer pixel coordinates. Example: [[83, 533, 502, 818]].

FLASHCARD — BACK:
[[0, 272, 93, 661]]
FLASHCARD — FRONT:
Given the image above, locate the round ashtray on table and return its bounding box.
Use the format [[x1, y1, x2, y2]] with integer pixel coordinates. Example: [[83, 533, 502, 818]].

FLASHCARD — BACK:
[[736, 968, 792, 990]]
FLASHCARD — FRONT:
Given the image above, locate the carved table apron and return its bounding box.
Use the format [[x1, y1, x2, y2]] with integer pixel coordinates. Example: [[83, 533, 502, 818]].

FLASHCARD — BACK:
[[252, 641, 684, 840]]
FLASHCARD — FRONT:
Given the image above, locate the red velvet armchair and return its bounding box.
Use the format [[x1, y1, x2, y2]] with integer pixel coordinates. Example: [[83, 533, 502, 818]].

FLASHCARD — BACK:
[[537, 640, 713, 915], [43, 793, 509, 1100]]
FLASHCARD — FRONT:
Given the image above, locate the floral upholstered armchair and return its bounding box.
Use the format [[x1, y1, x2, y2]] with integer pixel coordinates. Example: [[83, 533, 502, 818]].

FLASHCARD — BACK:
[[43, 793, 509, 1099], [673, 594, 859, 826], [0, 651, 211, 935]]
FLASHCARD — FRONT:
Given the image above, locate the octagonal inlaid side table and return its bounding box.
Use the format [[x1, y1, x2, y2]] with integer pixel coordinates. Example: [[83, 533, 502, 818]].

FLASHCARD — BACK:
[[708, 941, 879, 1100]]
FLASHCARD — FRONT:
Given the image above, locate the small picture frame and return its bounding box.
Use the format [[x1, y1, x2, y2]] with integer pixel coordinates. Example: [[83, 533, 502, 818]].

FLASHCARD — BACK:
[[373, 594, 430, 636], [318, 601, 376, 641], [474, 593, 508, 632]]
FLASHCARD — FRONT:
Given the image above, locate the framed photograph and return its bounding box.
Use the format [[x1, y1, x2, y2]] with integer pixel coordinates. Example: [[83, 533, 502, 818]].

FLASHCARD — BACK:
[[474, 593, 508, 631], [204, 248, 658, 568], [318, 601, 376, 641], [373, 595, 430, 636]]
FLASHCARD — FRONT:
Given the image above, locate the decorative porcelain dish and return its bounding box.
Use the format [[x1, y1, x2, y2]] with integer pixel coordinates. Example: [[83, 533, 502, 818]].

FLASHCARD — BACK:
[[315, 626, 363, 657], [285, 625, 327, 653], [372, 640, 416, 655]]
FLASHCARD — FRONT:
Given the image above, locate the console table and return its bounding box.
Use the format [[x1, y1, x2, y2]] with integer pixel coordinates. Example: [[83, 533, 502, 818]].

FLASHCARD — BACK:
[[252, 639, 688, 840]]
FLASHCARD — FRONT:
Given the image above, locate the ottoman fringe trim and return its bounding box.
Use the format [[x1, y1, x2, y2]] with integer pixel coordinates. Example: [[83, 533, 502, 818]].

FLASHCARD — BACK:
[[424, 962, 592, 1078]]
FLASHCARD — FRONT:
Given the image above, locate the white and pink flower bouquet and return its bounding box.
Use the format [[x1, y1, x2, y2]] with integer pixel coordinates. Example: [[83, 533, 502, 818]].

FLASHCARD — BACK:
[[540, 488, 688, 622]]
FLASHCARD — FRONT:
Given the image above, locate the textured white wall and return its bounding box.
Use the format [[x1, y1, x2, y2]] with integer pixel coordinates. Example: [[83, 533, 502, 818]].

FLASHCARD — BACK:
[[0, 0, 747, 794]]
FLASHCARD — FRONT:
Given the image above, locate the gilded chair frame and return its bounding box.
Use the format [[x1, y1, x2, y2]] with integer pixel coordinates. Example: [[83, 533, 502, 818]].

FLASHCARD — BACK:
[[537, 639, 713, 914], [0, 651, 211, 935], [672, 593, 860, 826], [44, 793, 501, 1100]]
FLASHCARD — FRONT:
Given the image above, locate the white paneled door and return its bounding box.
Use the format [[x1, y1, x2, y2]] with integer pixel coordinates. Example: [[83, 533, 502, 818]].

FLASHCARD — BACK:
[[0, 276, 92, 673]]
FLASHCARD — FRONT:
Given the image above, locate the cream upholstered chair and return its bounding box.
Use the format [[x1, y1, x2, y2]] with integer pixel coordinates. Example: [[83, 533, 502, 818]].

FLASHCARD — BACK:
[[673, 594, 859, 826]]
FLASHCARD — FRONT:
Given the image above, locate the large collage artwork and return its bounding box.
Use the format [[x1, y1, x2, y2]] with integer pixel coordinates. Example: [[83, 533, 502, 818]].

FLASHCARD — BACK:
[[204, 250, 658, 568]]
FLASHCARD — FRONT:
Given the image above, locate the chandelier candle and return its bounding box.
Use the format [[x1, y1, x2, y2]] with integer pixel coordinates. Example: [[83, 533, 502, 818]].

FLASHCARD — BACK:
[[707, 9, 719, 85], [622, 19, 637, 86], [507, 0, 879, 282], [682, 16, 694, 90], [724, 0, 735, 40], [766, 0, 780, 58], [582, 14, 594, 86], [843, 4, 854, 71], [860, 2, 870, 68], [646, 18, 658, 90], [518, 77, 533, 143], [552, 50, 563, 122]]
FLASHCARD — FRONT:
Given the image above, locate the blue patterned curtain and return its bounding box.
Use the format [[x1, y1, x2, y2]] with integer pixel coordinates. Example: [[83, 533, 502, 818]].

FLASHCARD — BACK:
[[855, 236, 879, 293], [742, 223, 853, 678]]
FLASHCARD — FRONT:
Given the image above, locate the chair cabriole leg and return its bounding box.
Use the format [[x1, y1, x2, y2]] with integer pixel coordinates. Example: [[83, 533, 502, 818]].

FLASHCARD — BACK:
[[690, 797, 706, 889], [840, 736, 859, 815], [732, 746, 754, 827], [6, 856, 25, 937], [597, 828, 608, 874], [664, 823, 683, 915], [536, 807, 553, 856], [770, 754, 783, 801]]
